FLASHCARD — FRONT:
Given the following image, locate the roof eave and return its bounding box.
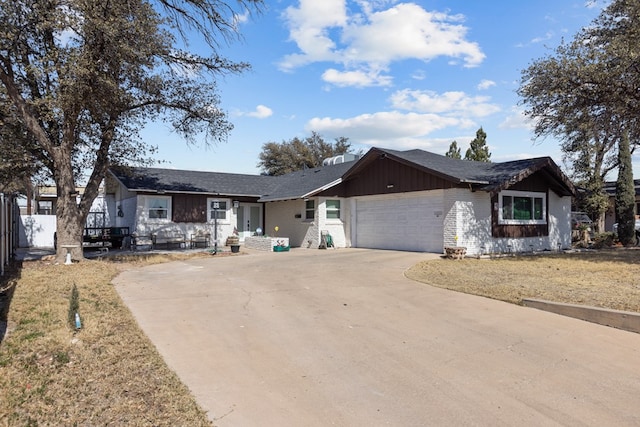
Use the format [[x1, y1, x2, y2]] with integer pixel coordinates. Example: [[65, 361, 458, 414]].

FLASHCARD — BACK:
[[301, 178, 342, 199], [486, 158, 576, 197], [127, 188, 264, 198], [259, 178, 343, 202]]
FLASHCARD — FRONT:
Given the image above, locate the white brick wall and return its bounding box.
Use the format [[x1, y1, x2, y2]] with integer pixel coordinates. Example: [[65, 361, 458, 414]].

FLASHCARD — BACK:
[[444, 189, 573, 256], [318, 197, 348, 248]]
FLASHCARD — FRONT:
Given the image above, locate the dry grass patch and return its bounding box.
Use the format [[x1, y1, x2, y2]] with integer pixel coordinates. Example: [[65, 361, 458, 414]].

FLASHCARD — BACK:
[[405, 249, 640, 313], [0, 253, 216, 426]]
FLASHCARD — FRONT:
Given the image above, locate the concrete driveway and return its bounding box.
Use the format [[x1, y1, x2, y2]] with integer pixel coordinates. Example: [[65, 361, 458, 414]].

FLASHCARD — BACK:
[[114, 248, 640, 426]]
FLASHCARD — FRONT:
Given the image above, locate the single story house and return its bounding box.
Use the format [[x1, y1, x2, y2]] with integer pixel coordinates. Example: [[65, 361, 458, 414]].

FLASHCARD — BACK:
[[106, 147, 576, 256]]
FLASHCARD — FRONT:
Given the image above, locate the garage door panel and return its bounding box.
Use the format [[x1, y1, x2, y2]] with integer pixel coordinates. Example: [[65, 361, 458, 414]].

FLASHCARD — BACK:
[[355, 195, 443, 252]]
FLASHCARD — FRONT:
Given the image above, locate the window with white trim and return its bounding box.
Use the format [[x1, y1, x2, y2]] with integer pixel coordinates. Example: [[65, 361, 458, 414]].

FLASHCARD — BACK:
[[208, 199, 229, 221], [499, 190, 546, 224], [326, 199, 341, 220], [305, 199, 315, 220], [146, 196, 171, 220]]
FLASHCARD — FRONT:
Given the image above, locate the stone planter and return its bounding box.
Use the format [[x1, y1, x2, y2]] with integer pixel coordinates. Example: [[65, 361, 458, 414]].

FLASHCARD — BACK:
[[244, 236, 290, 251]]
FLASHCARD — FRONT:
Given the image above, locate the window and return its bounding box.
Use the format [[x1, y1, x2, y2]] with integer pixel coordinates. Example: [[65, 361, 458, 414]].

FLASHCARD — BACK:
[[147, 196, 170, 220], [326, 199, 341, 220], [305, 200, 315, 220], [208, 199, 228, 221], [37, 200, 53, 215], [499, 191, 546, 224]]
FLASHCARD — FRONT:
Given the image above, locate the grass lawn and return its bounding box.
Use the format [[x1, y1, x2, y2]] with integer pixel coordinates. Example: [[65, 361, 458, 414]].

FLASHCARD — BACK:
[[406, 248, 640, 313], [0, 252, 216, 426]]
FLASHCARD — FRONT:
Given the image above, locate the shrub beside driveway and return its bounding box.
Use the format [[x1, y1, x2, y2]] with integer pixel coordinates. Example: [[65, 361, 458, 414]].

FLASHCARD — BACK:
[[405, 249, 640, 313]]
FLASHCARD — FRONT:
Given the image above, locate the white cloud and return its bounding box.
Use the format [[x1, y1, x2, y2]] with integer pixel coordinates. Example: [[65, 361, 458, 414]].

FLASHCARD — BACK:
[[233, 11, 250, 29], [303, 87, 505, 150], [279, 1, 485, 87], [516, 31, 555, 48], [530, 31, 554, 44], [321, 68, 392, 87], [411, 69, 427, 80], [235, 105, 273, 119], [279, 0, 347, 69], [306, 111, 473, 143], [389, 89, 500, 117], [499, 108, 534, 130], [477, 79, 496, 90], [341, 4, 484, 67]]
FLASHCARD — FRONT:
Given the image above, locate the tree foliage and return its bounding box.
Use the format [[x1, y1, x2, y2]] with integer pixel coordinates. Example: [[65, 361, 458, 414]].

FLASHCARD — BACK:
[[464, 127, 491, 162], [0, 0, 262, 259], [258, 132, 354, 176], [445, 140, 462, 159], [615, 132, 636, 245], [518, 0, 640, 230]]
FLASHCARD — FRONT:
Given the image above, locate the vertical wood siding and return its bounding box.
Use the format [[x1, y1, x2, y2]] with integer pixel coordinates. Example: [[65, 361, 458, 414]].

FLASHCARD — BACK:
[[328, 157, 460, 197], [172, 194, 206, 223]]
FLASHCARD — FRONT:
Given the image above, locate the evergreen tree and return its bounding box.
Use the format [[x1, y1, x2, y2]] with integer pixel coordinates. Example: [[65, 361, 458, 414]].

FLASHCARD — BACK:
[[464, 128, 491, 162], [445, 141, 462, 159], [615, 131, 636, 245]]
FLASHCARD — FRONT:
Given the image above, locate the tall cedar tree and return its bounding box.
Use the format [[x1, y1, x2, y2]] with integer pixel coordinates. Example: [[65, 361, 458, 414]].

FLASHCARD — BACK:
[[445, 141, 462, 159], [615, 132, 636, 245], [258, 132, 353, 176], [0, 0, 263, 261], [464, 128, 491, 162]]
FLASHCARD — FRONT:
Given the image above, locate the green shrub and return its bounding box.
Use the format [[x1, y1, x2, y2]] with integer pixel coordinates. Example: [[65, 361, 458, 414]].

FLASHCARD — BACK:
[[592, 232, 617, 249]]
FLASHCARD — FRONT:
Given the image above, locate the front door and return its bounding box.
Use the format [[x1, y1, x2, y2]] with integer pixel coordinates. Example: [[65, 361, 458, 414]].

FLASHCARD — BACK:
[[237, 204, 262, 240]]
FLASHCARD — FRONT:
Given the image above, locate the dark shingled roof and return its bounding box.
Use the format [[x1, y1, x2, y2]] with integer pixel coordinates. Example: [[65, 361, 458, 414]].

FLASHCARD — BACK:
[[109, 162, 354, 200], [109, 166, 277, 197], [259, 161, 355, 202], [110, 147, 575, 199], [355, 148, 575, 195]]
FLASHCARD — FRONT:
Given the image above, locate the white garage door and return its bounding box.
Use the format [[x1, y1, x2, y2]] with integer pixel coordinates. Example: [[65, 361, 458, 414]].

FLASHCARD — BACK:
[[354, 193, 443, 252]]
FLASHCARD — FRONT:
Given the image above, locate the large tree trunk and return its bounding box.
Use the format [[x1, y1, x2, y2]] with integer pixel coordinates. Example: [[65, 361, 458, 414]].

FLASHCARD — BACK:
[[55, 195, 86, 262], [53, 155, 87, 263]]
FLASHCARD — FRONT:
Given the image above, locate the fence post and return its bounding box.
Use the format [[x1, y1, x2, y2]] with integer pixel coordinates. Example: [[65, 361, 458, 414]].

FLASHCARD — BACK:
[[1, 193, 5, 276]]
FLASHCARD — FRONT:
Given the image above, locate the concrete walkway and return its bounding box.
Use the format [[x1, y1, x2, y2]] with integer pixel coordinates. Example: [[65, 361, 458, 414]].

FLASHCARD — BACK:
[[114, 248, 640, 426]]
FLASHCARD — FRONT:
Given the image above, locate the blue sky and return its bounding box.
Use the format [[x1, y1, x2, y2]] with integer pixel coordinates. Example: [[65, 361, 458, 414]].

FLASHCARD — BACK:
[[142, 0, 635, 178]]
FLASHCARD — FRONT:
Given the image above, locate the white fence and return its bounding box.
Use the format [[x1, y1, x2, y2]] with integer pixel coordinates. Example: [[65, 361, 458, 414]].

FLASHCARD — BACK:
[[1, 193, 18, 276], [18, 215, 57, 248]]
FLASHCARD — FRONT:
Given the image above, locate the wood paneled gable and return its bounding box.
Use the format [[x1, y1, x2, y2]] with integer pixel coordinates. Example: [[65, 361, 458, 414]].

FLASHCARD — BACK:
[[325, 153, 461, 198]]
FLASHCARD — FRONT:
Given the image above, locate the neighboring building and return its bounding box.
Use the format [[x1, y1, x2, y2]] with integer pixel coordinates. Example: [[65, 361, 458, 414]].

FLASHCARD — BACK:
[[107, 147, 575, 256], [603, 179, 640, 231], [18, 185, 107, 248]]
